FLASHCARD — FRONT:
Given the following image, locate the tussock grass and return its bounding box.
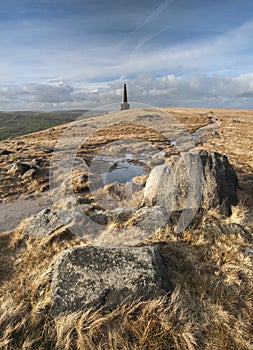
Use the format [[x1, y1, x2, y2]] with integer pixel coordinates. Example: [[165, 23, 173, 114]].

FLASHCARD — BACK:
[[226, 202, 249, 226], [1, 107, 253, 348], [0, 215, 253, 350]]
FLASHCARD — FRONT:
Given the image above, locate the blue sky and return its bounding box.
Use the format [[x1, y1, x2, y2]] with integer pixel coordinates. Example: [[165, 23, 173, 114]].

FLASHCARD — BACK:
[[1, 0, 253, 110]]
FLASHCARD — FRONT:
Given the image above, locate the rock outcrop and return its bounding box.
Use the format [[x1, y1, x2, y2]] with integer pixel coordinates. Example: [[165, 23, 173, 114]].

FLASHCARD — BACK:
[[51, 245, 172, 315], [142, 150, 238, 216]]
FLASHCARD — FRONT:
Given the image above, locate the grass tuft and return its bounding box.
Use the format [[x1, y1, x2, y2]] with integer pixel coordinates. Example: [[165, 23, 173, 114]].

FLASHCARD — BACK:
[[0, 216, 253, 349]]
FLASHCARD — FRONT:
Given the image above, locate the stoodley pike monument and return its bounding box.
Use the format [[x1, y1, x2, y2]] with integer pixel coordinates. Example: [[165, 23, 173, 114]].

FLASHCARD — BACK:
[[120, 83, 130, 110]]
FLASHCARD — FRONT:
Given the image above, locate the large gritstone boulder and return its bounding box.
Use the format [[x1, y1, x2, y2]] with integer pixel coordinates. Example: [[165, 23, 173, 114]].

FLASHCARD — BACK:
[[141, 150, 238, 217], [50, 245, 172, 315]]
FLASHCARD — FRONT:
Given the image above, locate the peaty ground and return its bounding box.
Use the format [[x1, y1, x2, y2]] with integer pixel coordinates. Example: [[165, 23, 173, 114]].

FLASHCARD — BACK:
[[0, 107, 252, 350], [0, 107, 252, 226]]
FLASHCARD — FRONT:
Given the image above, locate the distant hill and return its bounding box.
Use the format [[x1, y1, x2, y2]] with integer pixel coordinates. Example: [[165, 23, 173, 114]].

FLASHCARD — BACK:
[[0, 110, 90, 141]]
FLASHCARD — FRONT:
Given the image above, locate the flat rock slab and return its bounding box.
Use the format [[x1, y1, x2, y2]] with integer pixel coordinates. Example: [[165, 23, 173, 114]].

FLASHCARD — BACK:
[[22, 208, 82, 238], [51, 245, 172, 315]]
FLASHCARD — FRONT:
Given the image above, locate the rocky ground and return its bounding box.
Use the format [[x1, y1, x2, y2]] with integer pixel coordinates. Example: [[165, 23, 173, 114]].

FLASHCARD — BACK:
[[0, 107, 253, 350], [0, 107, 252, 230]]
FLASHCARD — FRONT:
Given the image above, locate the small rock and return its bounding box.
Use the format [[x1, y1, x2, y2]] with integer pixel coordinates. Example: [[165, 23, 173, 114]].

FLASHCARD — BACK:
[[21, 168, 37, 179], [89, 211, 108, 225], [50, 245, 172, 315], [34, 146, 55, 153], [109, 207, 137, 223], [32, 158, 44, 166], [8, 162, 31, 176], [76, 196, 92, 205], [132, 206, 170, 233], [244, 247, 253, 257], [22, 208, 82, 238], [0, 149, 13, 155]]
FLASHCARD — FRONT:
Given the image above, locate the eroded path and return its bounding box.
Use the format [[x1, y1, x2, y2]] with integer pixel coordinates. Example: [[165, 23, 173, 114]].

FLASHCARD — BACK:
[[0, 193, 52, 233]]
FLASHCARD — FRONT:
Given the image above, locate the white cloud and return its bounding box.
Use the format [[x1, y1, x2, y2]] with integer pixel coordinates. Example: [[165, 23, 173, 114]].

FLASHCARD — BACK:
[[1, 16, 253, 87], [1, 73, 253, 110]]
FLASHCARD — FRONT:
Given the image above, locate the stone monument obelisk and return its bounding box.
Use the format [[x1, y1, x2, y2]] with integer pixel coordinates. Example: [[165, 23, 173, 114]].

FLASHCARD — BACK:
[[120, 83, 130, 110]]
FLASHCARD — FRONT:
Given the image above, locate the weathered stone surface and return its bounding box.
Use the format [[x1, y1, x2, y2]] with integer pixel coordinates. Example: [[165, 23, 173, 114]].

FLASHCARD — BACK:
[[150, 151, 166, 166], [22, 208, 82, 238], [89, 211, 108, 225], [131, 206, 170, 233], [21, 168, 37, 179], [89, 206, 170, 230], [51, 245, 172, 315], [76, 196, 92, 205], [108, 207, 137, 223], [142, 151, 238, 216]]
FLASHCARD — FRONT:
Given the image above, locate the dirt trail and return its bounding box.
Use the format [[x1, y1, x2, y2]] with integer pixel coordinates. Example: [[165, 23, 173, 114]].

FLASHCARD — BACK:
[[0, 194, 52, 233], [192, 118, 220, 140]]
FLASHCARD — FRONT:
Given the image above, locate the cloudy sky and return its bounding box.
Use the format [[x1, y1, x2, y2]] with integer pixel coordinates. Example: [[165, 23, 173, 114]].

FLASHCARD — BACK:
[[1, 0, 253, 110]]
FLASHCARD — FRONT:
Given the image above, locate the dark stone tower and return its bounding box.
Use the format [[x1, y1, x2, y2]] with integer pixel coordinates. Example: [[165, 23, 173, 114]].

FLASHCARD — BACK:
[[120, 83, 130, 110]]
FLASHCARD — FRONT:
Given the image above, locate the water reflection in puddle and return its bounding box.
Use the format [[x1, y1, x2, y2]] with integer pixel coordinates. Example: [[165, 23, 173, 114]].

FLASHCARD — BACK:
[[101, 160, 145, 184], [90, 145, 156, 186]]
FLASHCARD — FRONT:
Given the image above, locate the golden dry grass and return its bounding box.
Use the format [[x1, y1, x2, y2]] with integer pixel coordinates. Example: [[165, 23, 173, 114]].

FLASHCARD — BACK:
[[0, 107, 253, 349], [0, 107, 252, 205], [0, 215, 252, 349]]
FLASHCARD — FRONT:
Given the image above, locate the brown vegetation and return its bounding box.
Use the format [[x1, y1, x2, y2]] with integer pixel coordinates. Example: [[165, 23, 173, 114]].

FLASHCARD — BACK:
[[0, 205, 252, 349], [0, 107, 253, 349]]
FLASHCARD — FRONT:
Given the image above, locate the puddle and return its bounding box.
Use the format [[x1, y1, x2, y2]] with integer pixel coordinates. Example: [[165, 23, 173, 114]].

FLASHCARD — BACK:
[[101, 160, 145, 184], [91, 152, 147, 185]]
